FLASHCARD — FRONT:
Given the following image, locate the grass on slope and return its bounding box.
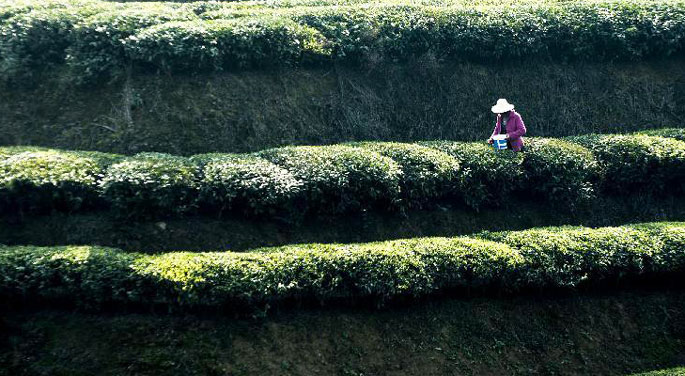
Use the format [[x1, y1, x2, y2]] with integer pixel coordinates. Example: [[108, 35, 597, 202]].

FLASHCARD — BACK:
[[1, 290, 684, 376]]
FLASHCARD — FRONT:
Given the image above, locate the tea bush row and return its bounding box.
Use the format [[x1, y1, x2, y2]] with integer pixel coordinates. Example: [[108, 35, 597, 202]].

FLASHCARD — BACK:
[[634, 128, 685, 142], [0, 222, 683, 310], [1, 133, 684, 217], [2, 0, 685, 81], [565, 134, 685, 194], [0, 148, 121, 212]]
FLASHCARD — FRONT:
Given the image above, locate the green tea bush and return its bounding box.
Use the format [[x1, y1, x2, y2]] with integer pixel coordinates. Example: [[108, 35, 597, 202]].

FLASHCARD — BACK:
[[129, 17, 330, 73], [289, 6, 385, 62], [478, 225, 664, 287], [0, 145, 49, 160], [0, 238, 521, 308], [0, 245, 140, 305], [65, 4, 198, 82], [624, 222, 685, 272], [100, 152, 199, 217], [348, 142, 460, 206], [650, 225, 685, 272], [0, 2, 39, 22], [3, 0, 685, 81], [567, 134, 685, 194], [1, 223, 683, 310], [522, 138, 600, 206], [257, 145, 402, 213], [635, 128, 685, 142], [454, 1, 685, 61], [192, 153, 304, 216], [292, 2, 685, 63], [0, 149, 119, 212], [1, 132, 684, 217], [0, 6, 95, 81], [421, 141, 525, 209]]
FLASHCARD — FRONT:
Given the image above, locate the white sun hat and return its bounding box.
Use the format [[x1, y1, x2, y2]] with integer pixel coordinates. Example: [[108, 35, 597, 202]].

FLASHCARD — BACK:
[[491, 98, 515, 114]]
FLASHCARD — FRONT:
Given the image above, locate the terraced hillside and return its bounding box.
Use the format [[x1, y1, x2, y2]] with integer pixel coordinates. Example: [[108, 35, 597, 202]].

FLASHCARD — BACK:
[[2, 0, 685, 374], [1, 0, 685, 153]]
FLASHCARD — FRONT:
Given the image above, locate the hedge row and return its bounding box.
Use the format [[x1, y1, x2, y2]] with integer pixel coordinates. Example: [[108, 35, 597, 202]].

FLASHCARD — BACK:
[[565, 134, 685, 194], [344, 142, 460, 208], [634, 128, 685, 142], [100, 152, 199, 216], [419, 141, 526, 208], [191, 153, 304, 216], [256, 145, 403, 213], [0, 148, 121, 212], [1, 222, 683, 309], [2, 0, 685, 81], [420, 138, 602, 208], [2, 133, 685, 217]]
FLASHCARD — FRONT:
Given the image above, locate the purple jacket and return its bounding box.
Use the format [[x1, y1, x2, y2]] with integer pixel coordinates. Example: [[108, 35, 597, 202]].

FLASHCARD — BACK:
[[491, 110, 527, 151]]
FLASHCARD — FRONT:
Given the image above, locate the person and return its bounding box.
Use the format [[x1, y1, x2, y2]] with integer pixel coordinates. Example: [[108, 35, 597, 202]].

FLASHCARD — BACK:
[[487, 98, 527, 152]]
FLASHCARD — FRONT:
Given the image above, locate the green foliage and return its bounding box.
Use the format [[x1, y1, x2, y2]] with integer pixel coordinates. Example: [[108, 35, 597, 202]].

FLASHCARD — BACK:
[[192, 153, 304, 216], [421, 141, 525, 209], [0, 145, 49, 159], [289, 6, 385, 63], [630, 368, 685, 376], [1, 223, 683, 310], [522, 138, 600, 206], [348, 142, 460, 206], [0, 2, 108, 82], [0, 245, 139, 304], [100, 152, 200, 217], [64, 4, 198, 82], [129, 17, 330, 73], [624, 222, 685, 272], [635, 128, 685, 142], [478, 225, 665, 287], [257, 144, 403, 213], [1, 132, 684, 217], [2, 0, 685, 81], [0, 149, 119, 212], [566, 134, 685, 194], [0, 8, 75, 79]]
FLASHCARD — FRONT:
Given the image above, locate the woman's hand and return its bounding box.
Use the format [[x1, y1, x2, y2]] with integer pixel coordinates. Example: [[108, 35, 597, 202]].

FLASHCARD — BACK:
[[487, 138, 494, 144]]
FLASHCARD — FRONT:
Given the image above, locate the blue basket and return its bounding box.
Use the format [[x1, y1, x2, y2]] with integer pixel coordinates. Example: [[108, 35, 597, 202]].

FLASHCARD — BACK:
[[492, 135, 508, 150]]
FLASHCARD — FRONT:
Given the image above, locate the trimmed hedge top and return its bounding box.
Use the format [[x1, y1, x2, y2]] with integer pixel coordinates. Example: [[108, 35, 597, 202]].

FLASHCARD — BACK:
[[257, 144, 403, 213], [2, 0, 685, 81], [100, 152, 200, 216], [420, 140, 526, 209], [347, 141, 461, 206], [1, 131, 684, 217], [635, 128, 685, 142], [1, 222, 683, 310], [522, 138, 600, 205], [0, 149, 121, 212], [192, 153, 304, 216], [0, 150, 103, 187], [566, 134, 685, 193]]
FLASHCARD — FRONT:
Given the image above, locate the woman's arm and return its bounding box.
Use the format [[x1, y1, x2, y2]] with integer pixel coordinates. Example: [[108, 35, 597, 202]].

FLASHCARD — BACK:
[[507, 113, 527, 139]]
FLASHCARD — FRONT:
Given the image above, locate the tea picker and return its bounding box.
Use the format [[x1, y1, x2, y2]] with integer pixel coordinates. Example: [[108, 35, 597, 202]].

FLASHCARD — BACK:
[[487, 98, 527, 152]]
